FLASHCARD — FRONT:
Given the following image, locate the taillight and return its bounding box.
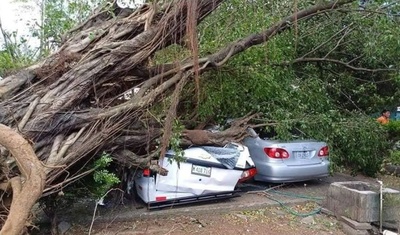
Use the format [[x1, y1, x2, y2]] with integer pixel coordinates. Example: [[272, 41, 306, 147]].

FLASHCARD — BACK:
[[156, 196, 167, 201], [238, 168, 257, 183], [264, 148, 289, 159], [143, 169, 150, 176], [318, 146, 329, 157]]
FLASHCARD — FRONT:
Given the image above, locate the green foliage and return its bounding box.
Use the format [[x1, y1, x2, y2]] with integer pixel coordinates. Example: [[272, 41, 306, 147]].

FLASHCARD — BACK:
[[0, 50, 19, 76], [187, 0, 399, 176], [153, 44, 191, 64], [94, 152, 113, 168], [0, 31, 35, 76], [384, 121, 400, 166], [168, 119, 186, 165], [39, 152, 120, 215], [325, 117, 389, 176], [198, 0, 295, 55], [294, 6, 400, 113], [153, 0, 400, 177], [384, 120, 400, 141], [388, 150, 400, 165], [91, 152, 120, 198], [38, 0, 108, 55]]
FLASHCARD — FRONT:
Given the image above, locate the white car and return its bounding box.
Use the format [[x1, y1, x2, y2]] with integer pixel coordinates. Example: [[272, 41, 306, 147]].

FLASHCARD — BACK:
[[135, 143, 257, 209]]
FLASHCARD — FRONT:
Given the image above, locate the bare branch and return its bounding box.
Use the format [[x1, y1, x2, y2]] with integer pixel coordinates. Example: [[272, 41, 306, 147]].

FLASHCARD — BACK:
[[323, 27, 353, 58], [282, 57, 398, 73]]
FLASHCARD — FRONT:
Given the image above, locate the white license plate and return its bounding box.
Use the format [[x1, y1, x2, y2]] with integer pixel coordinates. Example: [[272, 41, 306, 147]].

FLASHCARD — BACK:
[[294, 151, 311, 159], [191, 165, 211, 177]]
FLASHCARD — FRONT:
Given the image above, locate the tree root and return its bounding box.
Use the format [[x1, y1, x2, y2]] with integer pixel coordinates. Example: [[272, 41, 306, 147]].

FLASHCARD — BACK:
[[17, 96, 40, 130], [0, 124, 46, 235]]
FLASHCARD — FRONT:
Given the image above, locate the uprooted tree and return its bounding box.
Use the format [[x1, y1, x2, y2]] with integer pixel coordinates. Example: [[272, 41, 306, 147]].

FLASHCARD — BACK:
[[0, 0, 358, 234]]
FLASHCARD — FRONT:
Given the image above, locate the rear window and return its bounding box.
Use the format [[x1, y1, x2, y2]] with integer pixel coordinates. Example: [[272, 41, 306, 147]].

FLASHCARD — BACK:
[[253, 127, 276, 139], [253, 126, 303, 140]]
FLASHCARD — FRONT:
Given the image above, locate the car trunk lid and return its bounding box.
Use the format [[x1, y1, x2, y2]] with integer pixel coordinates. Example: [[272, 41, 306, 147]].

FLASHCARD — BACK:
[[272, 140, 327, 166]]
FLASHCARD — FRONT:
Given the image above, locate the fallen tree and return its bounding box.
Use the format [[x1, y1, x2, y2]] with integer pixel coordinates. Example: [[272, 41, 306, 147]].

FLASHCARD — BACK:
[[0, 0, 355, 233]]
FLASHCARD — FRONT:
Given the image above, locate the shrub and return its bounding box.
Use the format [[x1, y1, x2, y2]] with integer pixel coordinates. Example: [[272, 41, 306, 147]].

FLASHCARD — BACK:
[[384, 120, 400, 142], [326, 117, 389, 176]]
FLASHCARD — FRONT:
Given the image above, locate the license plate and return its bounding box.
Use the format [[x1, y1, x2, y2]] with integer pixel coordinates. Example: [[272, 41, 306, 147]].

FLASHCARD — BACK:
[[294, 151, 311, 159], [191, 164, 211, 177]]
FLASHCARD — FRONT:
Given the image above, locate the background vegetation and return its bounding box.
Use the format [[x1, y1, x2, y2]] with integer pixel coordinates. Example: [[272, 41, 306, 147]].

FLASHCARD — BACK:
[[190, 0, 400, 176]]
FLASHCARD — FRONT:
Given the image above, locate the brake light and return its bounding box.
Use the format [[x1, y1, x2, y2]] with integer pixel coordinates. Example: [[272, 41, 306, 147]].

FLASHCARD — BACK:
[[143, 169, 150, 176], [238, 168, 257, 183], [318, 146, 329, 157], [264, 148, 289, 159]]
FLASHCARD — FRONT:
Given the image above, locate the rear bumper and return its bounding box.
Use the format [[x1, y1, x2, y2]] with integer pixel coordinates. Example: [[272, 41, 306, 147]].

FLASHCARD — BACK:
[[254, 161, 329, 183]]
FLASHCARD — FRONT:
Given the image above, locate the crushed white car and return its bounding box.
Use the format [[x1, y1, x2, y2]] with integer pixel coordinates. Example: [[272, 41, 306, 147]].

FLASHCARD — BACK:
[[135, 143, 256, 209]]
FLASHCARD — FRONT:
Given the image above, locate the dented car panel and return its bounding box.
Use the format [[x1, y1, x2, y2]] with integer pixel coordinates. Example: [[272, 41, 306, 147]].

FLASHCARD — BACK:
[[134, 143, 256, 209]]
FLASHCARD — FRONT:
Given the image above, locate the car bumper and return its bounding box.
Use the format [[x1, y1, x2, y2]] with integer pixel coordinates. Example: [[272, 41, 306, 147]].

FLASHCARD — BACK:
[[254, 161, 330, 183]]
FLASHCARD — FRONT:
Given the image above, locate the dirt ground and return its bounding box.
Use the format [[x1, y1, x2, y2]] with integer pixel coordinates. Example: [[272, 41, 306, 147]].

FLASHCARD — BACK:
[[69, 204, 344, 235]]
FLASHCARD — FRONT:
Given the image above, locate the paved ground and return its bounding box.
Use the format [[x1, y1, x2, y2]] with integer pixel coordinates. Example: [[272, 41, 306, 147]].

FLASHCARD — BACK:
[[57, 172, 384, 224], [32, 172, 399, 234]]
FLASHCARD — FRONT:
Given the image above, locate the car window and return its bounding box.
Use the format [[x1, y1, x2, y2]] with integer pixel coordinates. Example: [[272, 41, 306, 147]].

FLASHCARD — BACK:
[[253, 127, 276, 139]]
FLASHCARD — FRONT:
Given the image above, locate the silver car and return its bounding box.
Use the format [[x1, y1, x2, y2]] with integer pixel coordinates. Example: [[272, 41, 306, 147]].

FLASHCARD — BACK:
[[243, 128, 330, 183]]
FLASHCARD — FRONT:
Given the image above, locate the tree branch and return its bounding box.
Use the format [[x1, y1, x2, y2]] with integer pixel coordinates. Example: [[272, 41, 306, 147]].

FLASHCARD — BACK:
[[282, 57, 398, 73], [199, 0, 356, 69]]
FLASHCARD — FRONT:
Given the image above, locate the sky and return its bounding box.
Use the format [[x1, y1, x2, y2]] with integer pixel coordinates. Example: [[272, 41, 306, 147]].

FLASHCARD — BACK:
[[0, 0, 39, 47], [0, 0, 145, 49]]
